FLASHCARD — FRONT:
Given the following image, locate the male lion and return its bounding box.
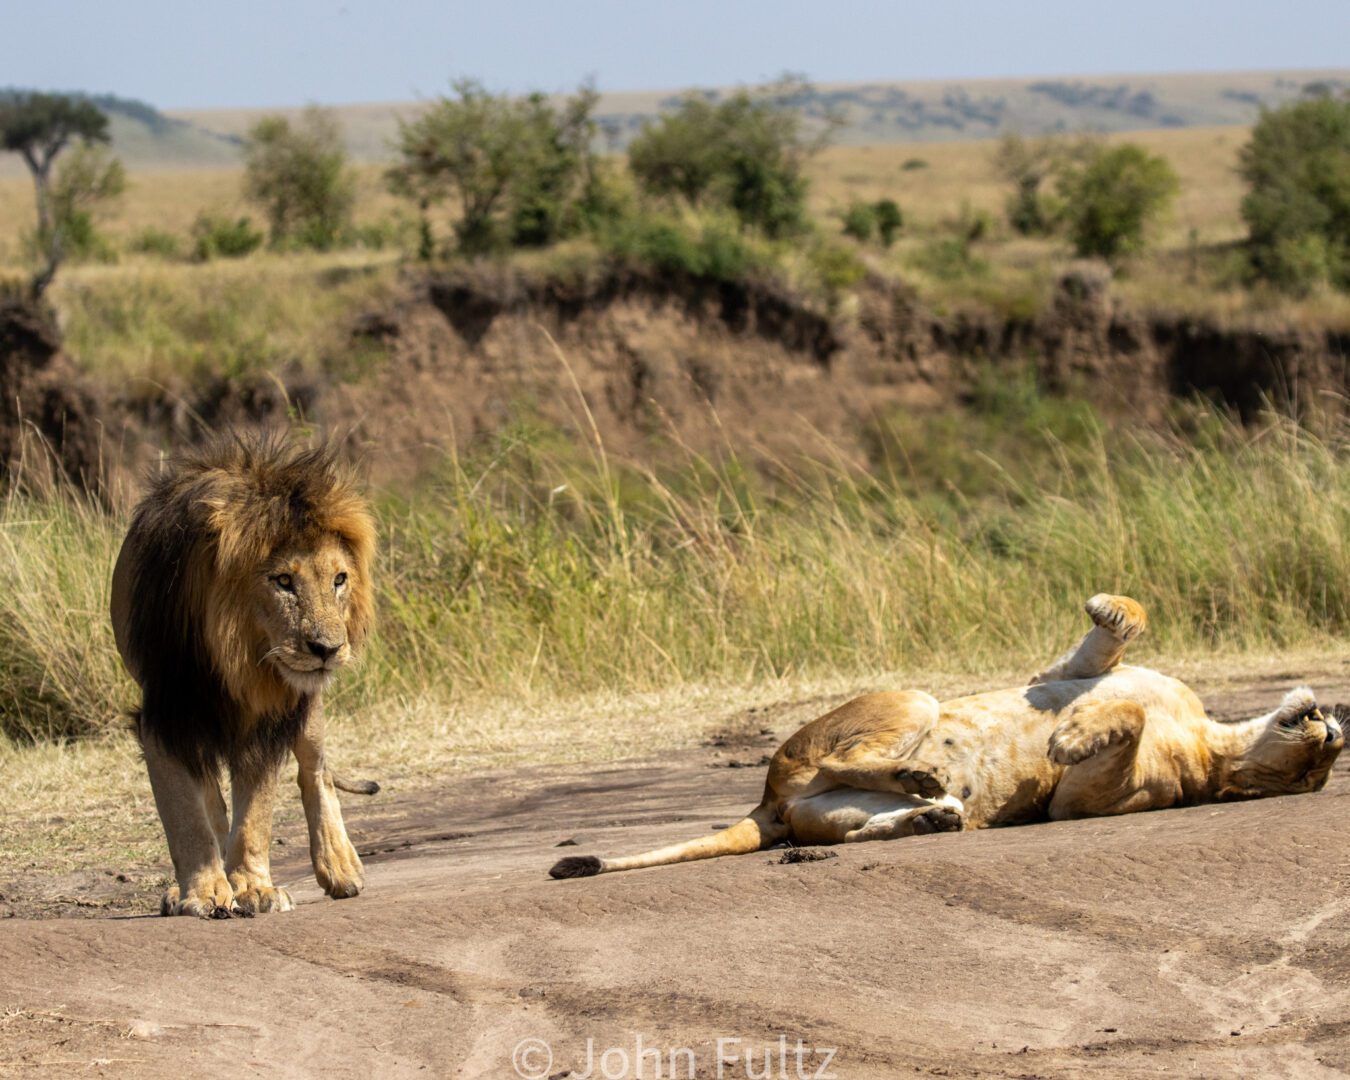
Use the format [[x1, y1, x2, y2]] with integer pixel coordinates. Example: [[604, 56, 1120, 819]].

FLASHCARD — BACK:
[[552, 594, 1345, 878], [111, 434, 377, 916]]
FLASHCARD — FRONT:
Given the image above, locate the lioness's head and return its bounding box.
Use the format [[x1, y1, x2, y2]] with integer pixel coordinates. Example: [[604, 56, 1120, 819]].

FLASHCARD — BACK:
[[188, 436, 376, 709], [1227, 689, 1344, 797]]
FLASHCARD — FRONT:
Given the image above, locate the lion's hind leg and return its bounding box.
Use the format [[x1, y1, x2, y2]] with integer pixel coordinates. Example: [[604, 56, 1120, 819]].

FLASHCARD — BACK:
[[1031, 594, 1148, 685], [844, 794, 965, 843], [783, 789, 964, 846]]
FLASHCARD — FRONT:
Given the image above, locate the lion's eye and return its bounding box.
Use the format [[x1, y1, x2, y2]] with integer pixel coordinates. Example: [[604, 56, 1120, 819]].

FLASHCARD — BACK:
[[273, 574, 295, 592], [334, 572, 347, 590], [1280, 713, 1305, 729]]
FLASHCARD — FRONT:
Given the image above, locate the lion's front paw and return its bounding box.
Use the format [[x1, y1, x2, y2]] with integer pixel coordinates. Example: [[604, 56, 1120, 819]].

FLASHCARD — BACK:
[[230, 880, 295, 914], [314, 840, 365, 900], [894, 762, 952, 797], [1085, 594, 1147, 642], [161, 872, 237, 918]]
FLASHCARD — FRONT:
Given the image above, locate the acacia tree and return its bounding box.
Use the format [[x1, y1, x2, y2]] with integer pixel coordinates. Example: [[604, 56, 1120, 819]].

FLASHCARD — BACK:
[[1239, 93, 1350, 292], [0, 92, 111, 296], [992, 133, 1062, 235], [388, 80, 599, 254], [627, 78, 827, 238], [242, 106, 354, 250], [1056, 143, 1179, 260]]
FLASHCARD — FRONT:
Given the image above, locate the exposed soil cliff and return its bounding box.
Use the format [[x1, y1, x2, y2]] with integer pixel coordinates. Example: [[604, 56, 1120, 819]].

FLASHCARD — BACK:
[[5, 263, 1348, 488]]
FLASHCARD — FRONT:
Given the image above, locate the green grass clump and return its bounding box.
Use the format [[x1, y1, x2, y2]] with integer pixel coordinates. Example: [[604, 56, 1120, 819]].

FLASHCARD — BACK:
[[49, 253, 399, 382]]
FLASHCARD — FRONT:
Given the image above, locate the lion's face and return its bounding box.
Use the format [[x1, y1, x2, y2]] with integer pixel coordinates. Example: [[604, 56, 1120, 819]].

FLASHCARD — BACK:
[[254, 533, 359, 693], [1241, 700, 1344, 795]]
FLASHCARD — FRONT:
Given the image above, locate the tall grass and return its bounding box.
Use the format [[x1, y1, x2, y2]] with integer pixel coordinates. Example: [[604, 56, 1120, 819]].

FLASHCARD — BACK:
[[5, 403, 1350, 746]]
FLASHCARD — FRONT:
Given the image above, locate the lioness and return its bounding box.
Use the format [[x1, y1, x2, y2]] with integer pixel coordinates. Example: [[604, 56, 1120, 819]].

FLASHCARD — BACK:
[[552, 594, 1344, 878], [111, 434, 377, 917]]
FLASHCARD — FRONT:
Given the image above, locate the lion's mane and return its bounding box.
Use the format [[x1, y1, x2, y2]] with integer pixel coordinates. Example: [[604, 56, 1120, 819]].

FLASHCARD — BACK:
[[121, 434, 375, 777]]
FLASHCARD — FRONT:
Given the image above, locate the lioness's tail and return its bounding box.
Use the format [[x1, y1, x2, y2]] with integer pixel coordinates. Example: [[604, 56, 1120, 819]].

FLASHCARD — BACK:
[[549, 802, 785, 879]]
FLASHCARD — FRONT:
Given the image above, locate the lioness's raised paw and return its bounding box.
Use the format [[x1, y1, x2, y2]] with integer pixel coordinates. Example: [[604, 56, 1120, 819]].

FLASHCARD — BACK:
[[893, 762, 952, 797], [160, 873, 237, 918], [1085, 594, 1147, 642]]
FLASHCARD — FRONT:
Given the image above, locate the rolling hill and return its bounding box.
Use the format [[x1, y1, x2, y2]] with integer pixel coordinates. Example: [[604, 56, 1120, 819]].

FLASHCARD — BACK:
[[0, 68, 1345, 177]]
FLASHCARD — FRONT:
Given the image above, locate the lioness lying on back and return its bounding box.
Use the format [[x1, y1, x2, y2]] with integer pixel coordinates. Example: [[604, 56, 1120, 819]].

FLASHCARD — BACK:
[[552, 594, 1345, 878]]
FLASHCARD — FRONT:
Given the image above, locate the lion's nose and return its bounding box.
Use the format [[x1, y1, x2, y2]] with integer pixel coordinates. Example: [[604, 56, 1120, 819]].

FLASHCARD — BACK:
[[306, 639, 340, 662]]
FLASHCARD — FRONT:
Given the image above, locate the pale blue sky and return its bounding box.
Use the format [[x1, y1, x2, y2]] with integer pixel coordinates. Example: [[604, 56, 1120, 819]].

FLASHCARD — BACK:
[[2, 0, 1347, 110]]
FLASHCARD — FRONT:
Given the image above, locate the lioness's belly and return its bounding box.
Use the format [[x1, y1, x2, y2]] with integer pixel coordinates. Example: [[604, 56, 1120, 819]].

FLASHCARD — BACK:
[[920, 668, 1201, 828]]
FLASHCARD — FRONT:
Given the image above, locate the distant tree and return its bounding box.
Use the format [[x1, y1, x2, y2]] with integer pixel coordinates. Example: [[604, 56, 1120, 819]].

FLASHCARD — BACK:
[[873, 198, 904, 247], [0, 92, 110, 296], [840, 199, 876, 242], [1239, 94, 1350, 292], [992, 133, 1061, 235], [628, 79, 826, 238], [840, 197, 903, 247], [46, 143, 126, 263], [1056, 143, 1178, 260], [506, 86, 601, 247], [388, 80, 600, 254], [242, 106, 355, 250], [626, 95, 725, 206]]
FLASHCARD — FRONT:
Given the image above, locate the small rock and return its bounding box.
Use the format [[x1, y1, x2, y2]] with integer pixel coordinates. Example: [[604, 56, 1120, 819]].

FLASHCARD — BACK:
[[554, 838, 578, 847], [778, 848, 838, 864]]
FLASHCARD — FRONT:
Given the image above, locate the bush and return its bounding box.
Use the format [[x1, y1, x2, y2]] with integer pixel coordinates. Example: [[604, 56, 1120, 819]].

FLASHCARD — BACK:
[[628, 81, 820, 239], [389, 80, 600, 255], [191, 213, 264, 261], [243, 106, 355, 250], [840, 198, 902, 247], [808, 241, 867, 292], [840, 200, 876, 242], [128, 226, 181, 258], [1239, 95, 1350, 292], [901, 157, 928, 171], [53, 210, 117, 263], [993, 133, 1060, 236], [1056, 143, 1179, 259], [599, 210, 762, 283], [873, 198, 903, 247], [911, 237, 989, 281]]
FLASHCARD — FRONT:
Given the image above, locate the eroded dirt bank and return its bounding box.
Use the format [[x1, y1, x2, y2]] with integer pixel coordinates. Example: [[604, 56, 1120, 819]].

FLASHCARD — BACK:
[[5, 672, 1350, 1078], [6, 264, 1349, 491]]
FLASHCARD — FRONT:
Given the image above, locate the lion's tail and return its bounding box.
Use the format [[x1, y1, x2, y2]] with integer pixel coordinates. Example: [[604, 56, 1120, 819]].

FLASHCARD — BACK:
[[329, 771, 380, 796], [549, 802, 784, 879]]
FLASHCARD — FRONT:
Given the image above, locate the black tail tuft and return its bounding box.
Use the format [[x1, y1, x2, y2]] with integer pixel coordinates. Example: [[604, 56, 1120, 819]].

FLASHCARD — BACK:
[[549, 855, 602, 879], [331, 774, 381, 796]]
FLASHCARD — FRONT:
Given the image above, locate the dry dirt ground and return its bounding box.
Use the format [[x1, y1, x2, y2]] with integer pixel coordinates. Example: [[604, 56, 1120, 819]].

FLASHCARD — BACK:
[[5, 673, 1350, 1079]]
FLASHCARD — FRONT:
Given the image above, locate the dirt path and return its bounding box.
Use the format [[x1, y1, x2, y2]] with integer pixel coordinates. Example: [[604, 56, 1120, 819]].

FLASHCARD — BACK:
[[5, 674, 1350, 1078]]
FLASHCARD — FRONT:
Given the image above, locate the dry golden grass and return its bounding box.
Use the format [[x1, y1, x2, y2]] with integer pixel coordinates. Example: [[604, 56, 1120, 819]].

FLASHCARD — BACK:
[[0, 165, 409, 267], [0, 126, 1250, 260], [810, 126, 1251, 245]]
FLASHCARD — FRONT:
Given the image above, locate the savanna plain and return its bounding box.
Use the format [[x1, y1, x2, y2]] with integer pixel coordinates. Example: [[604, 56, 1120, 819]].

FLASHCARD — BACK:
[[5, 85, 1350, 1078]]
